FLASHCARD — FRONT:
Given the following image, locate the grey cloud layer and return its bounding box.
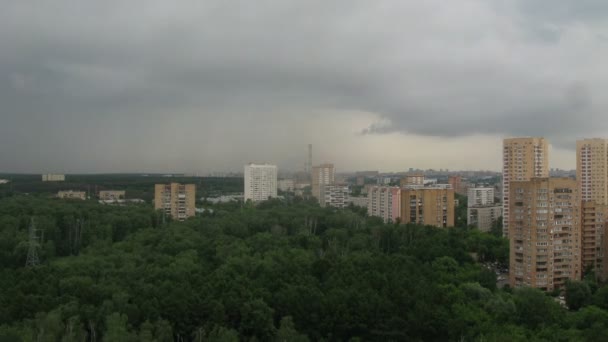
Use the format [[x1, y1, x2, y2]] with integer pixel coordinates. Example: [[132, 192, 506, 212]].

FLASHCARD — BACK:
[[1, 0, 607, 171]]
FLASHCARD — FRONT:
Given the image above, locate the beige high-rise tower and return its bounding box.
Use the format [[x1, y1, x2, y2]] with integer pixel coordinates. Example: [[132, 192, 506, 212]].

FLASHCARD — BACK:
[[154, 183, 196, 221], [577, 139, 608, 205], [577, 139, 608, 278], [502, 137, 549, 237], [509, 178, 581, 291]]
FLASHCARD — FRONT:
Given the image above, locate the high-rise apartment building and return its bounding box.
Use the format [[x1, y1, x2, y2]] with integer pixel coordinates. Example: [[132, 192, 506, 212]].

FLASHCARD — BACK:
[[503, 137, 549, 237], [244, 163, 278, 203], [400, 185, 455, 228], [154, 183, 196, 221], [508, 178, 580, 291], [320, 184, 349, 208], [576, 139, 608, 278], [577, 139, 608, 205], [368, 186, 401, 223], [312, 164, 335, 201], [467, 187, 495, 207]]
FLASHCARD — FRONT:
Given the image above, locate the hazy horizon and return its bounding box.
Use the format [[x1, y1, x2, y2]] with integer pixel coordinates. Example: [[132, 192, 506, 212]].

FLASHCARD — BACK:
[[2, 1, 607, 173]]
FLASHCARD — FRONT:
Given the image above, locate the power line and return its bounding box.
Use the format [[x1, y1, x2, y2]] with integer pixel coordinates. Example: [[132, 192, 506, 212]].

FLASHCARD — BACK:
[[25, 217, 41, 267]]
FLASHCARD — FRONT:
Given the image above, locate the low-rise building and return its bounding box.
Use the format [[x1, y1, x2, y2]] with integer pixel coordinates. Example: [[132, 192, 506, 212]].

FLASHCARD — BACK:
[[205, 194, 244, 204], [57, 190, 86, 200], [99, 199, 145, 205], [99, 190, 126, 201], [43, 174, 65, 182]]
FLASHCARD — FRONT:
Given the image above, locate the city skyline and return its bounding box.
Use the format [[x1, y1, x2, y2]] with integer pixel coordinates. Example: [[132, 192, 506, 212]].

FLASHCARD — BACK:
[[0, 139, 587, 175], [2, 2, 608, 173]]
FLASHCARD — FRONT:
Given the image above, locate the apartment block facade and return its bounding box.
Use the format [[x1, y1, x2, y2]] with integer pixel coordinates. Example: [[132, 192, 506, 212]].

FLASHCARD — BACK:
[[577, 139, 608, 279], [400, 185, 455, 228], [508, 178, 580, 291], [467, 205, 502, 232], [467, 187, 495, 207], [312, 164, 335, 202], [581, 202, 608, 279], [577, 139, 608, 205], [244, 164, 278, 203], [320, 184, 349, 208], [503, 137, 549, 237], [367, 186, 401, 223], [154, 183, 196, 221]]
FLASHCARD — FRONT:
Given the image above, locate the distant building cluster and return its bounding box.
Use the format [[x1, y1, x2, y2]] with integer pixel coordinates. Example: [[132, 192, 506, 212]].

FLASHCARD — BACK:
[[42, 174, 65, 182]]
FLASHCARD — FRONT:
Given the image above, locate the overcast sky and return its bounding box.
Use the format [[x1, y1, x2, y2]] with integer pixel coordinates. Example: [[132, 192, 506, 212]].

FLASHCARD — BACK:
[[2, 1, 607, 174]]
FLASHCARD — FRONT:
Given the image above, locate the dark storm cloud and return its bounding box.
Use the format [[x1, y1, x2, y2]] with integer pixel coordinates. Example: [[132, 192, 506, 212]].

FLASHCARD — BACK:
[[0, 1, 607, 172]]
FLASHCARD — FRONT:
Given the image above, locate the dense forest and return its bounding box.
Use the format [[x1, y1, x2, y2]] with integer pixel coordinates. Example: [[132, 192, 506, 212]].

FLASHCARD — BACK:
[[1, 192, 608, 341]]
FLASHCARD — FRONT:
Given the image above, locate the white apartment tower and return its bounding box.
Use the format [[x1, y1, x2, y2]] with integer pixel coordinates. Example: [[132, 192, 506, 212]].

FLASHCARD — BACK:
[[244, 163, 278, 203], [502, 137, 549, 237], [368, 186, 401, 223], [312, 164, 335, 201]]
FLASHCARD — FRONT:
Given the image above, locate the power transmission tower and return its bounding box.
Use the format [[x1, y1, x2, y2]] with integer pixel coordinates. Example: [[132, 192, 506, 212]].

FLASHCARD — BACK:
[[26, 218, 41, 267]]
